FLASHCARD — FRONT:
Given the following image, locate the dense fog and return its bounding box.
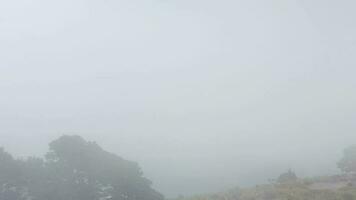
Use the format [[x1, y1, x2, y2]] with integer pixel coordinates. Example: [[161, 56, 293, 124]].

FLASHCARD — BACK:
[[1, 0, 356, 198]]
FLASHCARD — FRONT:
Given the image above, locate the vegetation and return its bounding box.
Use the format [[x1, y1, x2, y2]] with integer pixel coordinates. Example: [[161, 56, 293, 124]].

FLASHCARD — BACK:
[[2, 138, 356, 200], [338, 145, 356, 173], [182, 180, 356, 200], [181, 145, 356, 200], [277, 169, 298, 184], [0, 135, 164, 200]]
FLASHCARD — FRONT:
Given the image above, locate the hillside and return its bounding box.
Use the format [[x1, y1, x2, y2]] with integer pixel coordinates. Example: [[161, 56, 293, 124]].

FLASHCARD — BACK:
[[182, 174, 356, 200]]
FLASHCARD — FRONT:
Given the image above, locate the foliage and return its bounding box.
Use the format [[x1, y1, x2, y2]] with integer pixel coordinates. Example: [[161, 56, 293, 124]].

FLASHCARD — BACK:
[[182, 174, 356, 200], [277, 169, 298, 184], [338, 145, 356, 173], [183, 182, 356, 200], [0, 135, 164, 200]]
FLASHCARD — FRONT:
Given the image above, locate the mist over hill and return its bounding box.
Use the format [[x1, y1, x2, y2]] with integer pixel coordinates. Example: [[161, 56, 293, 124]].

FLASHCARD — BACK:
[[1, 0, 356, 197]]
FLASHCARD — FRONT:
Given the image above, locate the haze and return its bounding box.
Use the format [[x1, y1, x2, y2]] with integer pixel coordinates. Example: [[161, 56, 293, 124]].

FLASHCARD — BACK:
[[1, 0, 356, 197]]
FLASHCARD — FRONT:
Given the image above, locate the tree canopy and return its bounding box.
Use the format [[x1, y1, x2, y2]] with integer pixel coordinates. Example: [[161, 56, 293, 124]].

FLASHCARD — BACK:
[[277, 169, 297, 184], [0, 135, 164, 200], [338, 145, 356, 173]]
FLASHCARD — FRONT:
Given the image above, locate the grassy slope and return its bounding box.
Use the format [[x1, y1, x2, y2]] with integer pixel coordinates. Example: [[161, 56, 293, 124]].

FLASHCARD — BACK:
[[182, 177, 356, 200]]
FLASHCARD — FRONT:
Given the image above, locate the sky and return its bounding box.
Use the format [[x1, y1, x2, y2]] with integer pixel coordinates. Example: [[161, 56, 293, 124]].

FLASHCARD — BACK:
[[1, 0, 356, 197]]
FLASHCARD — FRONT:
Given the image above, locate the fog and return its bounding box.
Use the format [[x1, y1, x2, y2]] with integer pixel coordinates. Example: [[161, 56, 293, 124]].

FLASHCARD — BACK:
[[1, 0, 356, 197]]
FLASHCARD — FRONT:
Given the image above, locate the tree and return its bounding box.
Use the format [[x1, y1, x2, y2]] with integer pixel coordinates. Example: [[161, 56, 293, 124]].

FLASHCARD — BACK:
[[338, 145, 356, 173], [277, 169, 297, 184], [0, 148, 29, 200], [0, 136, 164, 200]]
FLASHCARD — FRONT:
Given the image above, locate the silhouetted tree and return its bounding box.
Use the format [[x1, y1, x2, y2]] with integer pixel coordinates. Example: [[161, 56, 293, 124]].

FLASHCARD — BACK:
[[0, 136, 164, 200], [338, 145, 356, 173], [277, 169, 297, 184], [46, 135, 164, 200], [0, 148, 28, 200]]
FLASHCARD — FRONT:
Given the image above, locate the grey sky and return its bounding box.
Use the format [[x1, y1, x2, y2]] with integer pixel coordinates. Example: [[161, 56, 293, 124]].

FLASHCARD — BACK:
[[1, 0, 356, 197]]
